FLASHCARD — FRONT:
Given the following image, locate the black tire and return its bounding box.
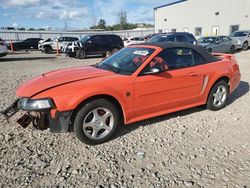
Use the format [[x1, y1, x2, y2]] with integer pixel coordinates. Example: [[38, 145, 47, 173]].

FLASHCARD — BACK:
[[77, 49, 86, 59], [69, 52, 76, 58], [74, 99, 120, 145], [207, 80, 229, 111], [229, 45, 235, 54], [112, 48, 119, 54], [104, 51, 111, 58], [242, 42, 249, 51], [44, 46, 52, 54]]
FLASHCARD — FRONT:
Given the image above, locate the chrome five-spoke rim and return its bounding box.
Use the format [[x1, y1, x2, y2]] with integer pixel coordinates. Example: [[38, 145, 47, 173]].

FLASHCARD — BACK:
[[213, 85, 227, 107], [83, 108, 114, 140]]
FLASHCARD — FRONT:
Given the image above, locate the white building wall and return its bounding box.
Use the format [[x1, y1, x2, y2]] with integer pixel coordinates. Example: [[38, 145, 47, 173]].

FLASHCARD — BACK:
[[154, 0, 250, 36]]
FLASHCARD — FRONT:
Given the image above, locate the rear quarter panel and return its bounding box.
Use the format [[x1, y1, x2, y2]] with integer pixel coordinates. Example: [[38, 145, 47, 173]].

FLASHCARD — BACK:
[[199, 57, 240, 102]]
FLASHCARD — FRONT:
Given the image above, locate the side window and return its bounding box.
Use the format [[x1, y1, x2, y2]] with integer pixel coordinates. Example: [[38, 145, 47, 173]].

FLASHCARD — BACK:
[[153, 48, 194, 70], [100, 36, 111, 43], [192, 50, 206, 65], [167, 36, 175, 42], [176, 35, 188, 43], [222, 36, 231, 42], [91, 36, 101, 43], [216, 37, 222, 43]]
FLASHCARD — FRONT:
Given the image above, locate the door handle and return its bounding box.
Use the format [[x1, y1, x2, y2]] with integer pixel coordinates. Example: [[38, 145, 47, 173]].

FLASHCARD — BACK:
[[189, 72, 198, 77]]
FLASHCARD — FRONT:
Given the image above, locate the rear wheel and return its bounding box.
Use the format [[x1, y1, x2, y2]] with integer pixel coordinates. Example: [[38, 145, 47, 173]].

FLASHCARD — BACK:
[[77, 50, 86, 59], [105, 51, 111, 57], [242, 42, 249, 51], [229, 45, 235, 54], [111, 48, 119, 54], [207, 80, 229, 111], [74, 99, 120, 145]]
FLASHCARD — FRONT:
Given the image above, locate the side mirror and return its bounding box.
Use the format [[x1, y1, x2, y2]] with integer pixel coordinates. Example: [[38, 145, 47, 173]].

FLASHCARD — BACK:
[[144, 68, 161, 75]]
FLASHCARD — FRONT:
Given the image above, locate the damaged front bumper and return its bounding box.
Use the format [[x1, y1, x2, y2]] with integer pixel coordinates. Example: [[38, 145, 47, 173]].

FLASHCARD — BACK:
[[1, 99, 72, 133]]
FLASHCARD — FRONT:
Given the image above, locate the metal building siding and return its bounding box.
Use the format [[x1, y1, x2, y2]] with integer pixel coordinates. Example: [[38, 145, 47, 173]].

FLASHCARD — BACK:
[[154, 0, 250, 36]]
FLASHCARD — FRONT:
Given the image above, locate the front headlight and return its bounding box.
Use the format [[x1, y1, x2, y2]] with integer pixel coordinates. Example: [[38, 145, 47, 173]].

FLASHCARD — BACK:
[[18, 98, 54, 111], [237, 40, 242, 45]]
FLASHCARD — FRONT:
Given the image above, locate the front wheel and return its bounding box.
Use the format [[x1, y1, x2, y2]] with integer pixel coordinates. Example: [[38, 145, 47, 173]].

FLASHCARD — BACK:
[[242, 42, 248, 51], [44, 46, 52, 54], [77, 50, 86, 59], [208, 48, 212, 53], [74, 99, 120, 145], [229, 45, 235, 54], [207, 80, 229, 111]]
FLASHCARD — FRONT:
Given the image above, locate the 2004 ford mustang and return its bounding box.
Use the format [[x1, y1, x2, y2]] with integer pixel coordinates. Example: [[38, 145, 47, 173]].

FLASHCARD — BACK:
[[2, 42, 241, 145]]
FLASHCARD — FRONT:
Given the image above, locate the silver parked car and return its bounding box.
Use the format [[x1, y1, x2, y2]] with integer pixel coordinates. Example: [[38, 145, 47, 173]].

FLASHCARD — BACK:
[[229, 30, 250, 51], [0, 38, 8, 57], [198, 36, 236, 54]]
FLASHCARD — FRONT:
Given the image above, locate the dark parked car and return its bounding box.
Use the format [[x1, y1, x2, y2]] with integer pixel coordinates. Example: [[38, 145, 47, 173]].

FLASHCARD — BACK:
[[198, 36, 236, 54], [64, 34, 124, 59], [7, 38, 43, 51], [147, 32, 197, 45]]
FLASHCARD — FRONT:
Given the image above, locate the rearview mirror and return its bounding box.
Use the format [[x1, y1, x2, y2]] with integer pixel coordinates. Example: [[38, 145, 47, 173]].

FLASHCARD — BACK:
[[144, 68, 161, 75]]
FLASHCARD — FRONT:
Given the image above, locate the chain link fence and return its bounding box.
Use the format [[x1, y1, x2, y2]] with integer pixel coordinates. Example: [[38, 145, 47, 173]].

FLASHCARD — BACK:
[[0, 29, 154, 42]]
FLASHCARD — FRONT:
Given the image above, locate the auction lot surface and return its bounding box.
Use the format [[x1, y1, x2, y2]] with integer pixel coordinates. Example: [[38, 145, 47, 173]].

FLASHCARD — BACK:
[[0, 51, 250, 187]]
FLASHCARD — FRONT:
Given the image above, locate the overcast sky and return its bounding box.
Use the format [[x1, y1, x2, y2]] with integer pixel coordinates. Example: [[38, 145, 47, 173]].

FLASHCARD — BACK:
[[0, 0, 177, 29]]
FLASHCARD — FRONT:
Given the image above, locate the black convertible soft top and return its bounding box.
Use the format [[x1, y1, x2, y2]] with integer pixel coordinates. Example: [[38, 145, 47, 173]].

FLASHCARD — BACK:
[[138, 42, 220, 63]]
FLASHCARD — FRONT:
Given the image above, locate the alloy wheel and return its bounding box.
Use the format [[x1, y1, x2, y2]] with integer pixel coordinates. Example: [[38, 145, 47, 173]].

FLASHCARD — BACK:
[[212, 85, 227, 107], [82, 108, 114, 140]]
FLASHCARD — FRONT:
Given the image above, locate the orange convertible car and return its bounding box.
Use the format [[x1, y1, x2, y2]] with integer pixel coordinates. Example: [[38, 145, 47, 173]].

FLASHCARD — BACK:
[[2, 42, 241, 144]]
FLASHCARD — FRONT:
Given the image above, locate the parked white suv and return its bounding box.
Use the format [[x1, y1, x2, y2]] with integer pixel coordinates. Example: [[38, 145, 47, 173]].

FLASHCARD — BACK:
[[40, 36, 79, 54], [0, 38, 8, 57], [123, 37, 145, 46], [230, 30, 250, 50]]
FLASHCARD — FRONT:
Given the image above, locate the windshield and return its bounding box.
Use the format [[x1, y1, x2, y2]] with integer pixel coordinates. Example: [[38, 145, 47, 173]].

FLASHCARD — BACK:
[[198, 37, 217, 43], [79, 35, 92, 43], [97, 47, 155, 75], [230, 31, 249, 37], [147, 35, 170, 42]]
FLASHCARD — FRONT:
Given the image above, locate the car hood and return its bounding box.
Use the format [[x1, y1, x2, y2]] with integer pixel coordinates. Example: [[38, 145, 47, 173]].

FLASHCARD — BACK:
[[230, 36, 244, 41], [39, 38, 51, 44], [42, 41, 53, 45], [16, 66, 114, 97]]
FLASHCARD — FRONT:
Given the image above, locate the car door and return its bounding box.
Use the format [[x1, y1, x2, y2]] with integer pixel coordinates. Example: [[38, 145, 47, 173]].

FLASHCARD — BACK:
[[23, 39, 32, 49], [18, 39, 29, 50], [212, 37, 223, 52], [222, 36, 233, 52], [86, 35, 101, 55], [134, 47, 204, 118], [99, 35, 111, 53], [51, 37, 62, 50]]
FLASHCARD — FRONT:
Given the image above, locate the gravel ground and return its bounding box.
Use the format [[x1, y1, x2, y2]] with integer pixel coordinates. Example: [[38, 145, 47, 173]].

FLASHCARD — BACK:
[[0, 50, 249, 188]]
